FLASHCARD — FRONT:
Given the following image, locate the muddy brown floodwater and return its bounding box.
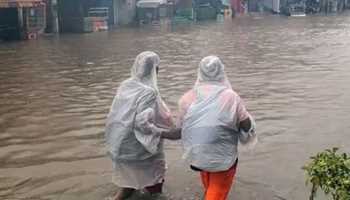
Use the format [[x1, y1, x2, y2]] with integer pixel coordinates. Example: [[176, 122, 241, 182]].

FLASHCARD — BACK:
[[1, 14, 350, 200]]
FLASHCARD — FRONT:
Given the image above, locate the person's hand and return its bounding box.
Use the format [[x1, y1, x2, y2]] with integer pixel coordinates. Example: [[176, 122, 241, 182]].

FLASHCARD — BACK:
[[161, 128, 181, 140]]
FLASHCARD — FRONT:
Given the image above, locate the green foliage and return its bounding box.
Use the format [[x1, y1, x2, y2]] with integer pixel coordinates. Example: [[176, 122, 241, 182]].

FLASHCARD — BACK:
[[302, 148, 350, 200]]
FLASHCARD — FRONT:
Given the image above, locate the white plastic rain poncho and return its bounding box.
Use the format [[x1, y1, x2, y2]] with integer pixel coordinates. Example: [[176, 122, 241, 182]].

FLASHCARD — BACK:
[[178, 56, 256, 172], [105, 51, 173, 189]]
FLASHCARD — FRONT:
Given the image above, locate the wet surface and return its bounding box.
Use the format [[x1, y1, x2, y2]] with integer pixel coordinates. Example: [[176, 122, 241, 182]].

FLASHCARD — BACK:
[[1, 14, 350, 200]]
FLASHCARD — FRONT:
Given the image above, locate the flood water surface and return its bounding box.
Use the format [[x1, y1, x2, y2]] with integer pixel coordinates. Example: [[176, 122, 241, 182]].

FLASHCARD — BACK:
[[1, 14, 350, 200]]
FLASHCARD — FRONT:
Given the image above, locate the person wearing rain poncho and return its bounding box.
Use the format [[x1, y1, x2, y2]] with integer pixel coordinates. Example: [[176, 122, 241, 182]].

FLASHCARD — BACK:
[[175, 56, 257, 200], [105, 51, 176, 200]]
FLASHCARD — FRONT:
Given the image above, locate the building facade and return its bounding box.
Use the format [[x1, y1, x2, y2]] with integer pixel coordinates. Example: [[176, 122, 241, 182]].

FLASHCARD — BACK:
[[0, 0, 46, 40]]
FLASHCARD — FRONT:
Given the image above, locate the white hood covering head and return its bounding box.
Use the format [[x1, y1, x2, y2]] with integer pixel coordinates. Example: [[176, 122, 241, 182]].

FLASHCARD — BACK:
[[196, 55, 232, 89], [131, 51, 160, 90]]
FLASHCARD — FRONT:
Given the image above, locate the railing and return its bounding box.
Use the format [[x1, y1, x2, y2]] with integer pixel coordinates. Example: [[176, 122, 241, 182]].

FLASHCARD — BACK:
[[88, 7, 109, 19]]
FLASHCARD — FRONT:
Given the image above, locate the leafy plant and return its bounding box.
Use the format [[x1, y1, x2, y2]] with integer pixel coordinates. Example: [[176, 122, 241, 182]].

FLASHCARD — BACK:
[[302, 148, 350, 200]]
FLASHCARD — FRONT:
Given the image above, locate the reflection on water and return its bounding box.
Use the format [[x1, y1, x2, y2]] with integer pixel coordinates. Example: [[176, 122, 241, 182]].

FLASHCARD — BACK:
[[1, 14, 350, 200]]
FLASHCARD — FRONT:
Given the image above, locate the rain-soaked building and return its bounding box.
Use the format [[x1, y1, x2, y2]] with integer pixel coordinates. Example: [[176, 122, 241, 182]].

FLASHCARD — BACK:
[[56, 0, 114, 33], [0, 0, 46, 40], [45, 0, 137, 33]]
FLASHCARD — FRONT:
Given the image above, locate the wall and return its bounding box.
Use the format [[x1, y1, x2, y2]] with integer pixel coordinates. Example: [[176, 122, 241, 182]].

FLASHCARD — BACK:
[[114, 0, 137, 25], [46, 0, 59, 33], [263, 0, 280, 13], [248, 0, 259, 11], [58, 0, 84, 32], [57, 0, 114, 33], [0, 8, 20, 40]]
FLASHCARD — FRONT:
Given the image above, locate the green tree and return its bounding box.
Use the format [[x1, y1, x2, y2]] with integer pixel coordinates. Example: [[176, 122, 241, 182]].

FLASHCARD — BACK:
[[303, 148, 350, 200]]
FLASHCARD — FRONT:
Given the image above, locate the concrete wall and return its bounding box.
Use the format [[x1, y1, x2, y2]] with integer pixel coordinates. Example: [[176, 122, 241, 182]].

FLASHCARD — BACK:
[[46, 0, 59, 33], [248, 0, 259, 11], [58, 0, 85, 32], [263, 0, 280, 13], [114, 0, 137, 25], [0, 8, 20, 40]]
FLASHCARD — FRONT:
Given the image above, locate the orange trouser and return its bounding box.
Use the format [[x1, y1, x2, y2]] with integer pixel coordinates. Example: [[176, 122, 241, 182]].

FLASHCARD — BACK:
[[200, 164, 237, 200]]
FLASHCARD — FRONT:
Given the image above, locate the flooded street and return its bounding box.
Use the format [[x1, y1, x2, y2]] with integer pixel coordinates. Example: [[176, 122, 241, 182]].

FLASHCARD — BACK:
[[1, 14, 350, 200]]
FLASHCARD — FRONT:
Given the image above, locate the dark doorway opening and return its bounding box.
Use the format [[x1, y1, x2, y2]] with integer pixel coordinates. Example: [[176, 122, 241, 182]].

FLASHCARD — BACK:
[[0, 8, 20, 40]]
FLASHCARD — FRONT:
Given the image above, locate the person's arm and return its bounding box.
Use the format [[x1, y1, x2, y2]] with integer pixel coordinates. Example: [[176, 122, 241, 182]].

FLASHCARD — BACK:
[[161, 128, 181, 140], [134, 91, 163, 154], [238, 115, 256, 144], [160, 104, 183, 140], [236, 96, 256, 145], [239, 117, 251, 132], [161, 91, 193, 140]]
